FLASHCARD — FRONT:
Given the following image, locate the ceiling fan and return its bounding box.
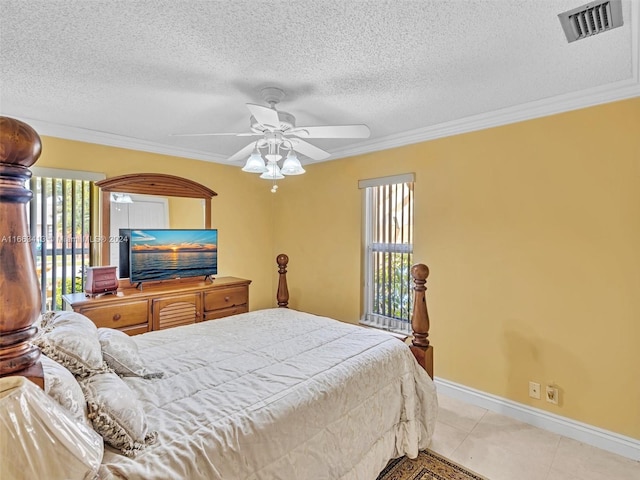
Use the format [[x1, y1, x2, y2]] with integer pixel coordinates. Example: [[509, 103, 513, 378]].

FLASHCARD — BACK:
[[173, 87, 371, 164]]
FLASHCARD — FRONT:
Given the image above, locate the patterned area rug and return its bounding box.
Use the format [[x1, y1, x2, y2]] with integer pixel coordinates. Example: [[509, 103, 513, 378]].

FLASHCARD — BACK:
[[377, 450, 489, 480]]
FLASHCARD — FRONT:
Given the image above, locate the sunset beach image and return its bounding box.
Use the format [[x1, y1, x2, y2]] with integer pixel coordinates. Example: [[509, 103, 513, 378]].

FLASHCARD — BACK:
[[129, 229, 218, 282]]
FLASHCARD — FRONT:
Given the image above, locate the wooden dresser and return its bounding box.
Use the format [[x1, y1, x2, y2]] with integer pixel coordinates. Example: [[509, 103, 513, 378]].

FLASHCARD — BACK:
[[63, 277, 251, 335]]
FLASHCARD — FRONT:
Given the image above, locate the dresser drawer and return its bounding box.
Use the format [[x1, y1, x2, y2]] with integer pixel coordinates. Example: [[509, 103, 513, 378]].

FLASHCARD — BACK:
[[78, 300, 149, 329], [204, 286, 248, 311], [203, 304, 248, 321]]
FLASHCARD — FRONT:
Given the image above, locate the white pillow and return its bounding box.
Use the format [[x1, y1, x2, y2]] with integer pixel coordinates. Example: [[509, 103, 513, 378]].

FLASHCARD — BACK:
[[97, 328, 163, 379], [80, 372, 157, 457], [0, 376, 103, 480], [40, 354, 90, 427], [35, 311, 110, 378]]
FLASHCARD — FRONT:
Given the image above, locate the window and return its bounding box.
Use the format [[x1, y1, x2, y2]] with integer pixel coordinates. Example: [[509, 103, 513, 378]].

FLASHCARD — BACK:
[[28, 168, 104, 310], [360, 174, 415, 333]]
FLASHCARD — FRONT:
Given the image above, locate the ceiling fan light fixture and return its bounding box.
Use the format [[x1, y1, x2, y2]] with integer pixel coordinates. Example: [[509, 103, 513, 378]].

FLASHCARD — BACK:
[[260, 162, 284, 180], [265, 153, 282, 163], [242, 149, 268, 173], [280, 151, 305, 176], [179, 87, 369, 190]]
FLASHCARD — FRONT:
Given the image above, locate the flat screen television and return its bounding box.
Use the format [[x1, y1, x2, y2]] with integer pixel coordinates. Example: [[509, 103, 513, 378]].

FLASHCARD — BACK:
[[128, 229, 218, 284]]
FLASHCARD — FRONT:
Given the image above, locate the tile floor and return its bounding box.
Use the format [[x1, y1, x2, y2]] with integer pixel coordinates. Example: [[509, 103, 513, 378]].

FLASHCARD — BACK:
[[430, 393, 640, 480]]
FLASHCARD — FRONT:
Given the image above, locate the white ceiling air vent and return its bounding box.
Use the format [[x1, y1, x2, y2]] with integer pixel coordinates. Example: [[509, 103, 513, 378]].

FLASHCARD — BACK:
[[558, 0, 623, 43]]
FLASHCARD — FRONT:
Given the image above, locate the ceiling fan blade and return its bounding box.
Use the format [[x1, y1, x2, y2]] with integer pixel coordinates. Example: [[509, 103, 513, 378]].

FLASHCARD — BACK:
[[227, 142, 258, 163], [287, 124, 370, 139], [171, 132, 259, 137], [291, 139, 331, 161], [246, 103, 280, 129]]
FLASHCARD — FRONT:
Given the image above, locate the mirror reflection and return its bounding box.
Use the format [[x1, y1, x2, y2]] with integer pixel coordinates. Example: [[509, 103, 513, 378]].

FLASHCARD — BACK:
[[109, 192, 205, 276]]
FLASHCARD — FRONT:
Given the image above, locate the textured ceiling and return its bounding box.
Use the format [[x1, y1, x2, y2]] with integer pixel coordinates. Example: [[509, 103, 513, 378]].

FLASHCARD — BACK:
[[1, 0, 639, 164]]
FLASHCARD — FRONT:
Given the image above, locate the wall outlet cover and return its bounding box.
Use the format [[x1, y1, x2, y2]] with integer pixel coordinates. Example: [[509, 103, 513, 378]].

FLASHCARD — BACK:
[[529, 381, 541, 399], [546, 385, 559, 405]]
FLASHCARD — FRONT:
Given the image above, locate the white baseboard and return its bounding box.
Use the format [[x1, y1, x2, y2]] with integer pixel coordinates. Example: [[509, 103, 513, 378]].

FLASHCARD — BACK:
[[434, 377, 640, 462]]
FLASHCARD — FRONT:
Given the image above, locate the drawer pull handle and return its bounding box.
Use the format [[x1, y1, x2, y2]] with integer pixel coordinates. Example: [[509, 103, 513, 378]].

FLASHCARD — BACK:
[[224, 296, 230, 302], [113, 314, 121, 321]]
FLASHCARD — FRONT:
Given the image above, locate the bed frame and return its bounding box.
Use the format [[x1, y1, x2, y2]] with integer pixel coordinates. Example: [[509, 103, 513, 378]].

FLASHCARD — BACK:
[[0, 116, 434, 387], [0, 117, 45, 388], [275, 253, 434, 379]]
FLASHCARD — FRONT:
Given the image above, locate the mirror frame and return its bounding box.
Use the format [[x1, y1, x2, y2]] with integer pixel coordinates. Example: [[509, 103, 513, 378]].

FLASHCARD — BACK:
[[95, 173, 217, 265]]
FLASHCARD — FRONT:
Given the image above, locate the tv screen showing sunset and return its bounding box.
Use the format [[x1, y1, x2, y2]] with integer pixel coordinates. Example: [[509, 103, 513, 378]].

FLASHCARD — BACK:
[[129, 229, 218, 282]]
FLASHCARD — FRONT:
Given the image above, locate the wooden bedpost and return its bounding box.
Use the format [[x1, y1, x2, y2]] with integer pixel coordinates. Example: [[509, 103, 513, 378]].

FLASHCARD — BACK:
[[276, 254, 289, 308], [0, 116, 44, 388], [409, 263, 434, 379]]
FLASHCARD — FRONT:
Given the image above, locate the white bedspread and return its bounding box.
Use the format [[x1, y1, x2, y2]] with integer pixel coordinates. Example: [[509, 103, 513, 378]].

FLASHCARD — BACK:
[[99, 308, 437, 480]]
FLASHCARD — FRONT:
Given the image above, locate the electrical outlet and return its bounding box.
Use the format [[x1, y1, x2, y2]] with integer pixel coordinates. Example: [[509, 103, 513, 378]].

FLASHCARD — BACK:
[[528, 381, 540, 399], [546, 385, 559, 405]]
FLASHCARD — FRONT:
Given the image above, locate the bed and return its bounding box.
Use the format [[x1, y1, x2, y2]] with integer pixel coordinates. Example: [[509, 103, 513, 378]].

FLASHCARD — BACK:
[[0, 116, 437, 480]]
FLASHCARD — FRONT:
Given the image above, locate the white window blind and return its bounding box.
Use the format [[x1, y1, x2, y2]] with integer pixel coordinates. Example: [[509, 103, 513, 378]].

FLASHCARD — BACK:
[[28, 169, 104, 310]]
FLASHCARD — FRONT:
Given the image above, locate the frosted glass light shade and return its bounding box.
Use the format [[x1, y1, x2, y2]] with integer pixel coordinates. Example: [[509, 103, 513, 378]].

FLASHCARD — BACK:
[[260, 162, 284, 180], [242, 151, 267, 173], [280, 151, 305, 176]]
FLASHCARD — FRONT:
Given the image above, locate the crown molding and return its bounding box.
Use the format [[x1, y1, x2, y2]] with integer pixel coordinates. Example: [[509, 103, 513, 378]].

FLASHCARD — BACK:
[[330, 79, 640, 161], [0, 115, 229, 163], [7, 80, 638, 166], [16, 77, 638, 166]]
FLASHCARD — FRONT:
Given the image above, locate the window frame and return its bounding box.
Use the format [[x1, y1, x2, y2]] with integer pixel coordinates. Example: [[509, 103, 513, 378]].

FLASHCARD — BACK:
[[359, 173, 415, 334]]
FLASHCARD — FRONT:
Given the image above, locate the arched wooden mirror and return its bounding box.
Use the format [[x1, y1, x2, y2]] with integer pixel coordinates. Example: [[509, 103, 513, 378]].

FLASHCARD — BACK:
[[95, 173, 217, 267]]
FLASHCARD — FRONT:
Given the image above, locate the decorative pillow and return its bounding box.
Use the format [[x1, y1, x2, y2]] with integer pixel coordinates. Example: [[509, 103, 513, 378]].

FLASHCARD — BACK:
[[34, 311, 111, 378], [34, 310, 59, 334], [79, 372, 157, 457], [97, 328, 163, 379], [40, 354, 90, 427]]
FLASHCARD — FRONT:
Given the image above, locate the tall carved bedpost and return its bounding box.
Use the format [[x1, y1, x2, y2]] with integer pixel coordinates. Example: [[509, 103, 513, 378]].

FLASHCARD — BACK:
[[0, 117, 44, 387], [276, 254, 289, 308], [409, 263, 434, 379]]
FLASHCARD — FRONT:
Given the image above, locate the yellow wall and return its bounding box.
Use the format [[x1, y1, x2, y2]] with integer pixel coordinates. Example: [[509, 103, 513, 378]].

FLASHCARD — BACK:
[[273, 98, 640, 440], [35, 98, 640, 440], [36, 137, 279, 311], [167, 197, 206, 229]]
